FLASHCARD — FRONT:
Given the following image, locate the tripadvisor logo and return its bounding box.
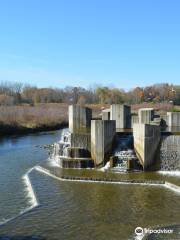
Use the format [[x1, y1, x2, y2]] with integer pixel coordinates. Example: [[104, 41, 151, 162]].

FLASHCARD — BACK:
[[135, 227, 144, 236], [135, 226, 173, 236]]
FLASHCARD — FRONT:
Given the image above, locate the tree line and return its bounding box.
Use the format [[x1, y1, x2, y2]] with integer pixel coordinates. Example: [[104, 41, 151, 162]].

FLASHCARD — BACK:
[[0, 81, 179, 106]]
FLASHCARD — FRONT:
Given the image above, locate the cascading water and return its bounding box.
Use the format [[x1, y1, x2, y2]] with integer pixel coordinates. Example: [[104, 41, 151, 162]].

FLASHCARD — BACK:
[[112, 133, 140, 171], [51, 129, 71, 167], [51, 128, 94, 168]]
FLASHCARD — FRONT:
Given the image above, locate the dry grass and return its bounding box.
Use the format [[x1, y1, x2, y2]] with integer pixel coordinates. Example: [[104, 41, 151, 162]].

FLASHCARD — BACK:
[[0, 103, 68, 133], [131, 102, 175, 114]]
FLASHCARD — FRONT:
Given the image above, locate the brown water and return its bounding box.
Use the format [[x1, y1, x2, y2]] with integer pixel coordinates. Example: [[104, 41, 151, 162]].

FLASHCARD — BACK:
[[0, 130, 180, 240]]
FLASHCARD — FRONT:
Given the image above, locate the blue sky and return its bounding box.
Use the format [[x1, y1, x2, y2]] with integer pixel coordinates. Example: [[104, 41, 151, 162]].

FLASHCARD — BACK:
[[0, 0, 180, 90]]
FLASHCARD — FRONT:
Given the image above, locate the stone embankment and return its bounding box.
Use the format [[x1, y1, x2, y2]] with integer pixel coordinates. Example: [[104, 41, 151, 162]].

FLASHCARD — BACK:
[[160, 135, 180, 170]]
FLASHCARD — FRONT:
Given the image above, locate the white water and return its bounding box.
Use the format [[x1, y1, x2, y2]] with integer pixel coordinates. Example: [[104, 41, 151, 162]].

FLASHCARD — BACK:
[[158, 171, 180, 177], [0, 167, 39, 227], [134, 234, 145, 240], [99, 161, 110, 171], [165, 182, 180, 194], [47, 157, 61, 168], [22, 168, 39, 207], [34, 166, 62, 181]]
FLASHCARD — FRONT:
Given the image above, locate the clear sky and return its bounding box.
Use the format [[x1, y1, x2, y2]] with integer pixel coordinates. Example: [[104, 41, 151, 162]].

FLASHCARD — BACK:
[[0, 0, 180, 90]]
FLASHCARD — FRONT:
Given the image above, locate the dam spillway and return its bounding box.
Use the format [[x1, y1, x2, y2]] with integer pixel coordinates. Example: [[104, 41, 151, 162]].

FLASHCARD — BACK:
[[111, 133, 141, 171], [52, 104, 180, 172]]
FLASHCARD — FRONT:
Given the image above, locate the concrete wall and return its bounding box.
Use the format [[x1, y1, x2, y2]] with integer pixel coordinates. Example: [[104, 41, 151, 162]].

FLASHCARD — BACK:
[[102, 109, 110, 120], [69, 105, 92, 133], [70, 133, 91, 153], [67, 147, 90, 158], [59, 156, 94, 168], [91, 120, 116, 166], [167, 112, 180, 127], [110, 104, 131, 130], [131, 115, 139, 125], [138, 108, 154, 124], [133, 123, 160, 170]]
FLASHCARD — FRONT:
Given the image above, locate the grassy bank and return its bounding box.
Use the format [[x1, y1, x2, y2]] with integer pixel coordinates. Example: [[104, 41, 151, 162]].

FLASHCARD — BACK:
[[0, 103, 68, 136]]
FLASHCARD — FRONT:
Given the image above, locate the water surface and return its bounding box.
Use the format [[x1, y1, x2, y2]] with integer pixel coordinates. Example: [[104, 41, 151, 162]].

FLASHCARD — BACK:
[[0, 130, 180, 240]]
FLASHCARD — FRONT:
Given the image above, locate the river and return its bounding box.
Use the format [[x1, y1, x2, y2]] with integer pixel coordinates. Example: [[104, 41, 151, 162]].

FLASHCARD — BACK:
[[0, 130, 180, 240]]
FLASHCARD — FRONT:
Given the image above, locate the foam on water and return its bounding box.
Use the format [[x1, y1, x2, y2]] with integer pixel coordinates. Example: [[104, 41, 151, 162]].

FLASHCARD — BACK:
[[158, 171, 180, 177], [22, 168, 39, 207], [165, 182, 180, 194], [99, 161, 110, 172], [0, 167, 39, 227], [34, 166, 63, 181], [134, 235, 145, 240], [47, 157, 61, 168]]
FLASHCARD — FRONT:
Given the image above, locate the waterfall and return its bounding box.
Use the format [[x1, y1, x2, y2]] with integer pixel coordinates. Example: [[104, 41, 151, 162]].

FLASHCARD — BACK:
[[51, 129, 71, 166], [112, 134, 140, 171], [51, 128, 93, 168]]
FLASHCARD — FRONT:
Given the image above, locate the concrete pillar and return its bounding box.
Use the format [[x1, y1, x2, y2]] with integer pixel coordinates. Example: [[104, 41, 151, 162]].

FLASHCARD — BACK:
[[110, 104, 131, 130], [91, 120, 116, 166], [138, 108, 154, 124], [167, 112, 180, 127], [131, 115, 139, 125], [133, 123, 160, 170], [102, 109, 110, 120], [69, 105, 92, 133]]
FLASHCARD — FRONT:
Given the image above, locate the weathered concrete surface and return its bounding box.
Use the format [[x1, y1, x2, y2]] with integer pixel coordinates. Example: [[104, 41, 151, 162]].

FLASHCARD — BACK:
[[167, 112, 180, 127], [69, 105, 92, 133], [58, 156, 94, 168], [133, 123, 161, 170], [91, 120, 116, 166], [102, 109, 110, 120], [160, 135, 180, 170], [67, 147, 90, 158], [70, 133, 91, 153], [110, 104, 131, 130], [131, 115, 139, 125], [138, 108, 154, 124]]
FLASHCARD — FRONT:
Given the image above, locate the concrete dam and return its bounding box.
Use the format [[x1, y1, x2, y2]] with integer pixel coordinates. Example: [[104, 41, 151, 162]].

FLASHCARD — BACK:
[[52, 104, 180, 172]]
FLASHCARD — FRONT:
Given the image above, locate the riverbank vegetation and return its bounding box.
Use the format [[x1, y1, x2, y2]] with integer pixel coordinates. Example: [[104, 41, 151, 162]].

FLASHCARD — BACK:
[[0, 103, 68, 135], [0, 81, 179, 135], [0, 81, 179, 106]]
